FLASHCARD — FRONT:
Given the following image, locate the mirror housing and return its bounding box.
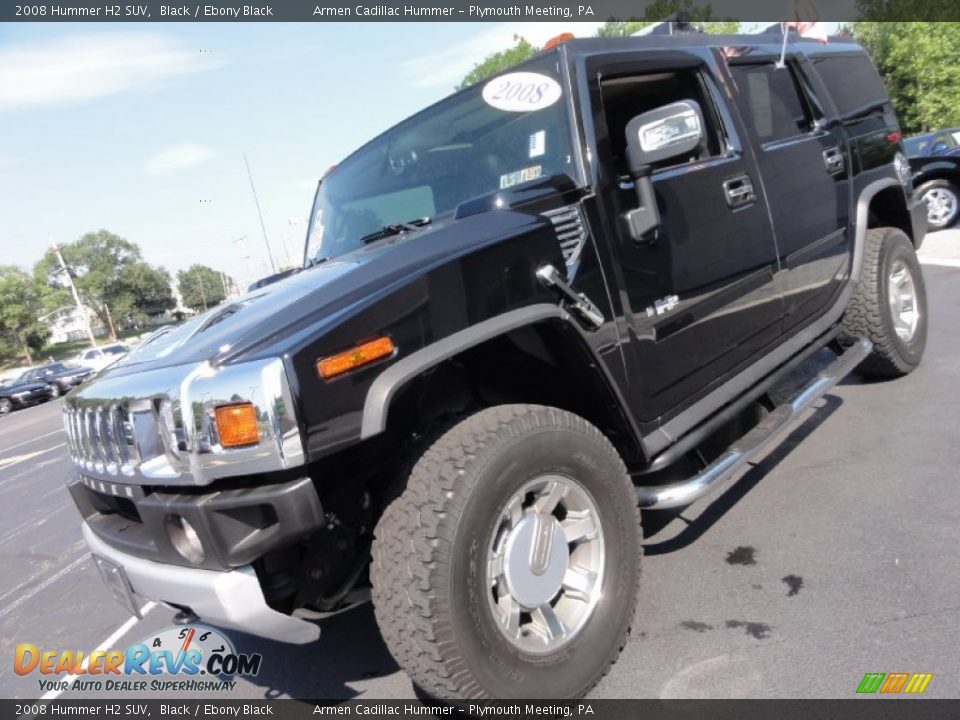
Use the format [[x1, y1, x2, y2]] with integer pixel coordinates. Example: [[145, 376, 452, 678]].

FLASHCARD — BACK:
[[625, 100, 706, 174], [623, 100, 706, 242]]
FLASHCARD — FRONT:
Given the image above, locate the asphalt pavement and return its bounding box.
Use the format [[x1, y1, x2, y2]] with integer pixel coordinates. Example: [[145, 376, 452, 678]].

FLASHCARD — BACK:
[[2, 230, 959, 700]]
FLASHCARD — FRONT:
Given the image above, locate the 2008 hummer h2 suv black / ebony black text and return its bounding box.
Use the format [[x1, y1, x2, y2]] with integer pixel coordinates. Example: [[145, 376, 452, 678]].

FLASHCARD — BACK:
[[65, 31, 928, 699]]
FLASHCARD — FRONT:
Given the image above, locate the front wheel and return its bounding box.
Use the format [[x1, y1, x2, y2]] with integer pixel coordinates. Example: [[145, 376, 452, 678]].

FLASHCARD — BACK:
[[843, 227, 928, 378], [371, 405, 641, 699], [47, 383, 60, 398], [917, 179, 959, 230], [0, 398, 12, 415]]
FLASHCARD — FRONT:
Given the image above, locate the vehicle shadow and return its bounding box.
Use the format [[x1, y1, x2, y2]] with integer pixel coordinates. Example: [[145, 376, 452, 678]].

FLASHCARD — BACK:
[[641, 394, 843, 554], [226, 601, 401, 700]]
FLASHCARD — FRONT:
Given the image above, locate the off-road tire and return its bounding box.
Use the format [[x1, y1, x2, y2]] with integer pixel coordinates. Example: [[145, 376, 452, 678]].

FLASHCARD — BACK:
[[916, 179, 959, 230], [843, 227, 927, 378], [371, 404, 641, 699]]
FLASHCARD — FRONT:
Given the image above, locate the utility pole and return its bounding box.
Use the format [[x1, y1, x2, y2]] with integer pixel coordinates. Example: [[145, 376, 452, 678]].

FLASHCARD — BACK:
[[50, 237, 97, 348], [233, 236, 258, 280], [197, 272, 208, 311], [243, 153, 276, 274]]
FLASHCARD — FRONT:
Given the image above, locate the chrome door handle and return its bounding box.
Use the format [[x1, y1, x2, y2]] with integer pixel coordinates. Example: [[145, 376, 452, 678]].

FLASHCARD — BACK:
[[823, 146, 845, 175], [723, 175, 756, 208]]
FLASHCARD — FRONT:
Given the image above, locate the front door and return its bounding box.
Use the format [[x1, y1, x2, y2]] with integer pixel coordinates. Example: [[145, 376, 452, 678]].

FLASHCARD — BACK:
[[588, 57, 783, 424]]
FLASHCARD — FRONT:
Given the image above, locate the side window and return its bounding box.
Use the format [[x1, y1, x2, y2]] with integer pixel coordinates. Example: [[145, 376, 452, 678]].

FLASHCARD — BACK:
[[730, 64, 813, 143], [598, 68, 726, 174]]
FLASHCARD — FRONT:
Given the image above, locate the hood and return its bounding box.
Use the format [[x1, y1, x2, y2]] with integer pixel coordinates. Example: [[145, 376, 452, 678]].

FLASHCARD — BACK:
[[100, 209, 549, 380]]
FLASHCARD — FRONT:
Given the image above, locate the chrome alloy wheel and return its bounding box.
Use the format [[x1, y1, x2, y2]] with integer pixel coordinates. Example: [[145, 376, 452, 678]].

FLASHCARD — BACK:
[[888, 259, 920, 342], [486, 474, 605, 654], [925, 187, 958, 227]]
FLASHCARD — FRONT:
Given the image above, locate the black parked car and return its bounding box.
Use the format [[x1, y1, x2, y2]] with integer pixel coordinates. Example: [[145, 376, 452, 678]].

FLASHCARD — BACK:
[[64, 33, 927, 699], [904, 128, 960, 158], [0, 378, 55, 415], [18, 362, 94, 396]]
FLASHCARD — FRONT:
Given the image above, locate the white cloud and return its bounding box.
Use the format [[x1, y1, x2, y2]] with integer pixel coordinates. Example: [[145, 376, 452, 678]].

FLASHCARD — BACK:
[[402, 22, 604, 90], [0, 33, 218, 109], [145, 143, 215, 176]]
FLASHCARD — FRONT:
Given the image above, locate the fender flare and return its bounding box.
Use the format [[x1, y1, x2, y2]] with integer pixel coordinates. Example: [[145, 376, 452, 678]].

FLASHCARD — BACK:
[[360, 304, 563, 439], [853, 177, 901, 283]]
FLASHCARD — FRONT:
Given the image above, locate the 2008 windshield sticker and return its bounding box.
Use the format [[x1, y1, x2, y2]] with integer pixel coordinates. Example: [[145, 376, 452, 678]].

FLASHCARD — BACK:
[[483, 72, 562, 112]]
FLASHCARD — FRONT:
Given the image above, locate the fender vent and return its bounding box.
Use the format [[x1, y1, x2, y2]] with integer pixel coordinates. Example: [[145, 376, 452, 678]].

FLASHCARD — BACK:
[[543, 205, 587, 269]]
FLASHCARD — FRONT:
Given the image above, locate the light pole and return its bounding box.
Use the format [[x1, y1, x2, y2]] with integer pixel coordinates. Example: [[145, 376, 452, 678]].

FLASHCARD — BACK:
[[50, 236, 97, 348]]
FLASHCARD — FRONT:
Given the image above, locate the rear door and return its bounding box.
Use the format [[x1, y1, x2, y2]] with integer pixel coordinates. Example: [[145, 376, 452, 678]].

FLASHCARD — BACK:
[[586, 54, 783, 422], [726, 57, 851, 336]]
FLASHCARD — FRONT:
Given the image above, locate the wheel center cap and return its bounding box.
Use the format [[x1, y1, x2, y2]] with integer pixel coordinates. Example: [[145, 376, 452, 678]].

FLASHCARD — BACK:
[[503, 513, 568, 608]]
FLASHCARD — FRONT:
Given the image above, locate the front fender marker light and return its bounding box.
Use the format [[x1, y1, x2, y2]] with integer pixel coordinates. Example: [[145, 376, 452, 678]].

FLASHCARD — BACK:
[[317, 336, 395, 380], [214, 402, 260, 448]]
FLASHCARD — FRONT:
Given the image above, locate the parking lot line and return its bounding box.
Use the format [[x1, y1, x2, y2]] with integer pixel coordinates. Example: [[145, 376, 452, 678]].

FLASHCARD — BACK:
[[0, 552, 88, 618], [0, 429, 63, 457], [40, 601, 158, 701]]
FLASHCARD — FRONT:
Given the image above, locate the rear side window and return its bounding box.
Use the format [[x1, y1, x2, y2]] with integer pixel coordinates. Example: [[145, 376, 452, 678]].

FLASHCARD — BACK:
[[730, 64, 813, 143], [811, 54, 889, 118]]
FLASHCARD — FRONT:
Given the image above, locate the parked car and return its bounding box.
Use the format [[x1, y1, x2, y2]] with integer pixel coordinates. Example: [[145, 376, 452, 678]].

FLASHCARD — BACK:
[[909, 154, 960, 230], [18, 362, 94, 396], [72, 343, 132, 372], [903, 128, 960, 158], [0, 377, 55, 415], [64, 33, 927, 699]]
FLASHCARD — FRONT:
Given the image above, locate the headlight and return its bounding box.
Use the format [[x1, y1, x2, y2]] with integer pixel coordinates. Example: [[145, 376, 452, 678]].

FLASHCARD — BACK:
[[894, 152, 912, 191]]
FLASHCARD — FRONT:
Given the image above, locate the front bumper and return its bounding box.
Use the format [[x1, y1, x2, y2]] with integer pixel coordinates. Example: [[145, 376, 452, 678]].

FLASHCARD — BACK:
[[69, 473, 324, 570], [82, 522, 320, 644]]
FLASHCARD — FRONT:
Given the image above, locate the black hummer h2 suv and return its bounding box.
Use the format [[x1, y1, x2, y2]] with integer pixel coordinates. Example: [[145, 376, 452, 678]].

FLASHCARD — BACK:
[[65, 32, 927, 699]]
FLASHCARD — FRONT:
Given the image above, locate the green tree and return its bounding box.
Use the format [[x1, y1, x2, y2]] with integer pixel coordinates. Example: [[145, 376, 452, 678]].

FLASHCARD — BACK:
[[457, 36, 537, 91], [0, 266, 50, 364], [177, 264, 229, 311], [852, 22, 960, 134], [34, 230, 175, 340]]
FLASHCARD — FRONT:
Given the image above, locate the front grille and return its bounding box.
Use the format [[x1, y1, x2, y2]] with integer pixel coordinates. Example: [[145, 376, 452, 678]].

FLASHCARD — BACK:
[[543, 205, 588, 268], [63, 404, 143, 477]]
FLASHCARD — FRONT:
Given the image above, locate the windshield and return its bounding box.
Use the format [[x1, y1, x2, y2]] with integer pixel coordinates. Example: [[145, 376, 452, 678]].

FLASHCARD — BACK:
[[305, 52, 576, 263], [903, 136, 929, 156]]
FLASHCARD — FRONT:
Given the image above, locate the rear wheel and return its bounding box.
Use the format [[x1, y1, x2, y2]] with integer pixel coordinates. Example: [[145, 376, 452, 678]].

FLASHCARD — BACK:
[[0, 398, 11, 415], [917, 179, 959, 230], [843, 227, 927, 378], [371, 405, 641, 699], [48, 384, 60, 398]]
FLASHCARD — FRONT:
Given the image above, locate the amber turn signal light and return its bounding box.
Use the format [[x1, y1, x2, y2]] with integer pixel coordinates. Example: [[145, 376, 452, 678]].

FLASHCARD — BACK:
[[317, 336, 395, 379], [214, 403, 260, 448]]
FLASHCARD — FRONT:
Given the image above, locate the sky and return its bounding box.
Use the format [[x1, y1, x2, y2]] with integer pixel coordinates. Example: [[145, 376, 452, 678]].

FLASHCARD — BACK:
[[0, 21, 610, 289], [0, 20, 843, 290]]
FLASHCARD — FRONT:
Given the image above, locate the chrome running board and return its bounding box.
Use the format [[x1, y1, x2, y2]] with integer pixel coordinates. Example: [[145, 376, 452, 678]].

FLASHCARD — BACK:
[[636, 337, 872, 510]]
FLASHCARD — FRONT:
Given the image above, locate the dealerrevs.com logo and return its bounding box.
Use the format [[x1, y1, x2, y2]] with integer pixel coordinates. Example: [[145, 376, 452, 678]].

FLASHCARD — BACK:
[[14, 625, 262, 693], [856, 672, 933, 695]]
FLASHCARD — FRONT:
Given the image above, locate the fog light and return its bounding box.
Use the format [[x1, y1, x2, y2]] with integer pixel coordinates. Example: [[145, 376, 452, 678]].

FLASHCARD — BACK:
[[166, 514, 205, 564]]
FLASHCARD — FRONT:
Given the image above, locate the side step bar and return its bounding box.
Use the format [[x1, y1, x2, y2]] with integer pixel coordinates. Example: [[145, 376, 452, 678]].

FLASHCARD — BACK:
[[636, 337, 872, 510]]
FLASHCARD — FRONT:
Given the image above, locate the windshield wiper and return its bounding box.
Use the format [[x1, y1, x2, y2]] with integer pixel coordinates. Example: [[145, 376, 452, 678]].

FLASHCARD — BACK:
[[359, 217, 432, 245]]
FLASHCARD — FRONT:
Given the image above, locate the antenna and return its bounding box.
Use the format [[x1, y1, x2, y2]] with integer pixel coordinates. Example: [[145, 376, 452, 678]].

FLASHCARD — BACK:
[[243, 152, 276, 274]]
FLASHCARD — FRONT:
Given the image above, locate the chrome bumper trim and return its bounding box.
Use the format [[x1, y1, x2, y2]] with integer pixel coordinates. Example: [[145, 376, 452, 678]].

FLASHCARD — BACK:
[[82, 522, 320, 644]]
